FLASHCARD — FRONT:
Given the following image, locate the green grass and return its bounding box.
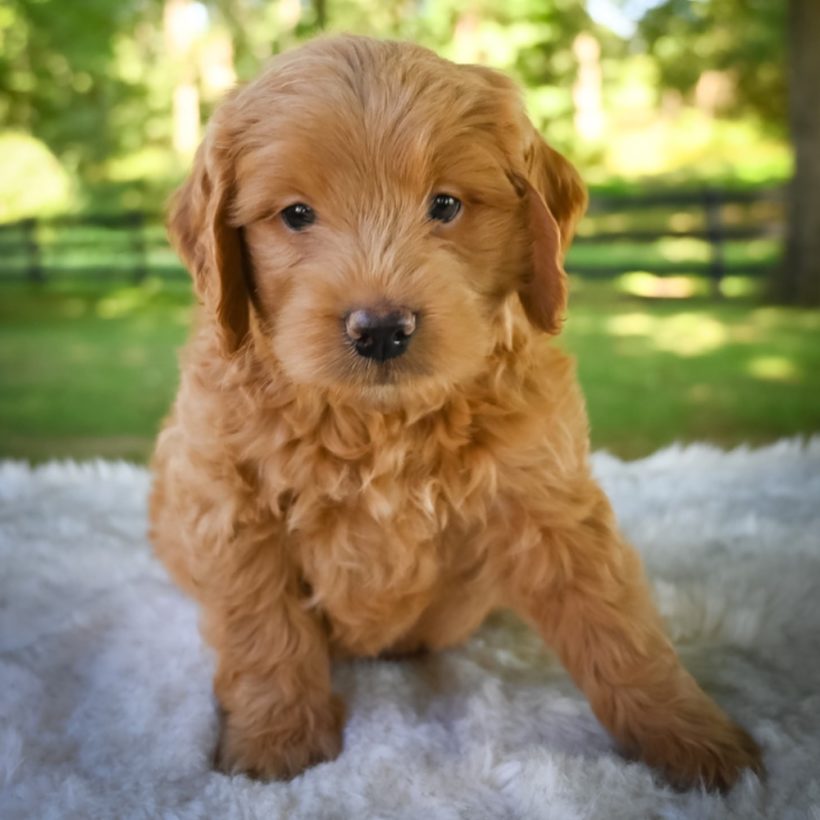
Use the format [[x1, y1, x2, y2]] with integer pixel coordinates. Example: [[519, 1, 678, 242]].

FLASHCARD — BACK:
[[0, 280, 191, 461], [562, 278, 820, 457], [1, 277, 818, 462]]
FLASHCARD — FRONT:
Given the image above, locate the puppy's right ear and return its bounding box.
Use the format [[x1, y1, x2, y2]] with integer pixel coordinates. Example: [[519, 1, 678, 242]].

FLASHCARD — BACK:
[[168, 132, 249, 355]]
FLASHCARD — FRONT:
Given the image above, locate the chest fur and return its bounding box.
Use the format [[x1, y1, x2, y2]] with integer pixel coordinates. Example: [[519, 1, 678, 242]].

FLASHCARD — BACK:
[[253, 399, 500, 653]]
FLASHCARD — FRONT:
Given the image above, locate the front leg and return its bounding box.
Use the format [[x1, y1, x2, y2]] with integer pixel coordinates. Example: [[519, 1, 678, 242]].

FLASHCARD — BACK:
[[199, 526, 343, 780], [506, 485, 762, 791]]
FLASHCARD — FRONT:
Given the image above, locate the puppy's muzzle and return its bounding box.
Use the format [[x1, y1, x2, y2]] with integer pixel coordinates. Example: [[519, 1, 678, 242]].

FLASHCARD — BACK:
[[345, 308, 417, 362]]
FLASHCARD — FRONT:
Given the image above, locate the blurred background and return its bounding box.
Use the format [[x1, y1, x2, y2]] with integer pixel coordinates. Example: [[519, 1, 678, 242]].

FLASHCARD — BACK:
[[0, 0, 818, 462]]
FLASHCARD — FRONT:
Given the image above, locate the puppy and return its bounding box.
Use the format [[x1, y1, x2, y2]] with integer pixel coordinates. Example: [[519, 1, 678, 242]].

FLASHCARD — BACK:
[[150, 35, 762, 790]]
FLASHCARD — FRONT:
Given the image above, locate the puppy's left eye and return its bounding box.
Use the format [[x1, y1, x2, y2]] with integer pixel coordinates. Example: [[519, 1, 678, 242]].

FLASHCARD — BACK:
[[428, 194, 461, 223], [281, 203, 316, 231]]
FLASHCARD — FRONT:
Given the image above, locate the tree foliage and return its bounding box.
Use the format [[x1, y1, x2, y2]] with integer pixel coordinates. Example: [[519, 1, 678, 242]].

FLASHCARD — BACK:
[[0, 0, 156, 172], [0, 0, 794, 216], [637, 0, 787, 127]]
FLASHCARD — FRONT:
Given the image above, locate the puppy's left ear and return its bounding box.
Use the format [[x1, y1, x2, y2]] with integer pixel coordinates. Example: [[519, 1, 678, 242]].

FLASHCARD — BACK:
[[516, 130, 587, 335]]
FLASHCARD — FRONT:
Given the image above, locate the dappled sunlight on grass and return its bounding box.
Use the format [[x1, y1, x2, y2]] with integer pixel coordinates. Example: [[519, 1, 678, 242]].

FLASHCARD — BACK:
[[604, 310, 729, 356], [720, 276, 762, 298], [599, 300, 814, 365], [724, 238, 780, 264], [667, 212, 699, 232], [656, 237, 710, 263], [751, 307, 820, 331], [605, 312, 655, 337], [653, 313, 728, 356], [82, 278, 194, 326], [615, 272, 703, 299], [96, 279, 166, 318], [747, 355, 801, 383], [560, 280, 820, 458]]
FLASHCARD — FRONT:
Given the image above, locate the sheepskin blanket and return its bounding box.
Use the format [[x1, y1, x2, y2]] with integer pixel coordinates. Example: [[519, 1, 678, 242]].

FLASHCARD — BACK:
[[1, 440, 819, 820]]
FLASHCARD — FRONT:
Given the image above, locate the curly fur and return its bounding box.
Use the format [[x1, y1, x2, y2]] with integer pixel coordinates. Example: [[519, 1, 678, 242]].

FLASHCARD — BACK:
[[149, 35, 762, 789]]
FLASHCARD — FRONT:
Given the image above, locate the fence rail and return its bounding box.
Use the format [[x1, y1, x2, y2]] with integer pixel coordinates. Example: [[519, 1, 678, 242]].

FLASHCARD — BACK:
[[568, 186, 783, 286], [0, 186, 784, 288]]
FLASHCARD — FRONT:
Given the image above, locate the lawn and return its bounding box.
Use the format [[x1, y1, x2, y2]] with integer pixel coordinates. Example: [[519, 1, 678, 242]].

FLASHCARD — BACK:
[[1, 277, 818, 462]]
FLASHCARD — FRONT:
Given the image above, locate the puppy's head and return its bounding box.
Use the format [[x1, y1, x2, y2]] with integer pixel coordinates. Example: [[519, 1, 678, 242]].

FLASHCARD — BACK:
[[169, 36, 586, 402]]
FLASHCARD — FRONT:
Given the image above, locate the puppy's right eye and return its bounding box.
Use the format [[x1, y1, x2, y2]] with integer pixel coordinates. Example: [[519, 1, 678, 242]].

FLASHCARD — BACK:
[[281, 203, 316, 231]]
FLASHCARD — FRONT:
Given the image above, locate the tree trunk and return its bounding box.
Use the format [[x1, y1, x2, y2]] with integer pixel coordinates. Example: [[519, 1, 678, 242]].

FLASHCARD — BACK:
[[777, 0, 820, 304], [314, 0, 327, 30]]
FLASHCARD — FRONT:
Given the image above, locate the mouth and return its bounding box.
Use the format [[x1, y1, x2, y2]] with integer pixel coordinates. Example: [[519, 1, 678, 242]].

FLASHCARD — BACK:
[[349, 354, 413, 386], [336, 338, 439, 395]]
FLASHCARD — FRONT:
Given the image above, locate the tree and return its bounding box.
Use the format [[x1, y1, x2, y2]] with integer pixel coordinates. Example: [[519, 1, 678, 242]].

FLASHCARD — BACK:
[[0, 0, 152, 174], [637, 0, 786, 126], [634, 0, 820, 305], [779, 0, 820, 305]]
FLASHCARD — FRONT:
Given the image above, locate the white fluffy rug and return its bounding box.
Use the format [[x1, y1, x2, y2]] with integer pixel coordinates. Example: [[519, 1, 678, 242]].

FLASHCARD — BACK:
[[1, 440, 819, 820]]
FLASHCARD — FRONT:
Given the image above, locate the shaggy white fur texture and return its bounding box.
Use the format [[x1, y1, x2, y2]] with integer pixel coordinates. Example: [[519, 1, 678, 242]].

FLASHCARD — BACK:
[[1, 440, 818, 819]]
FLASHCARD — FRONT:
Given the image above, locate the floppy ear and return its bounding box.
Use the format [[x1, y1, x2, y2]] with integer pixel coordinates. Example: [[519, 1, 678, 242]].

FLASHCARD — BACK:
[[517, 130, 587, 335], [168, 133, 249, 355]]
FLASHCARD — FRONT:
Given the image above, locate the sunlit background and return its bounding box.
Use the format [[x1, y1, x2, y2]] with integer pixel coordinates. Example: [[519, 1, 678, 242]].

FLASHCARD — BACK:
[[0, 0, 818, 461]]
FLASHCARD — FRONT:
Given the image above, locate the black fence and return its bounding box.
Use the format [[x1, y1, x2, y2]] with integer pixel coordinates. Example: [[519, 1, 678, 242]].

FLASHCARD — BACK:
[[0, 211, 183, 284], [0, 186, 784, 288], [570, 187, 783, 286]]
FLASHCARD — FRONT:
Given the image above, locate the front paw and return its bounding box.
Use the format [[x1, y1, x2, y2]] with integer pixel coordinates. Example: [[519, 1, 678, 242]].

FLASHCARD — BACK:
[[215, 695, 345, 780], [641, 715, 763, 792]]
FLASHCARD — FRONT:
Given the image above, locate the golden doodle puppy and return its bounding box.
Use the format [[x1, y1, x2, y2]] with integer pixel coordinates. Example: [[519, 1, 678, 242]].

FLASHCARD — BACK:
[[150, 35, 762, 790]]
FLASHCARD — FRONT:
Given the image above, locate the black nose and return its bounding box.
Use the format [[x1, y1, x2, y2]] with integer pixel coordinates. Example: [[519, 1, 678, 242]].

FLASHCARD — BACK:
[[345, 308, 417, 362]]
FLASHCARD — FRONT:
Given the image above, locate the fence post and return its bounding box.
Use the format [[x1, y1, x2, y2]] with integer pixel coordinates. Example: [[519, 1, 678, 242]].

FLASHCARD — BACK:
[[21, 217, 44, 283], [703, 189, 724, 298], [129, 211, 148, 283]]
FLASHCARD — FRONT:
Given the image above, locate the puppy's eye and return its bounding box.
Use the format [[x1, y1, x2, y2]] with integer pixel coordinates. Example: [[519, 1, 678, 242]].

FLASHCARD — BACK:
[[281, 203, 316, 231], [428, 194, 461, 223]]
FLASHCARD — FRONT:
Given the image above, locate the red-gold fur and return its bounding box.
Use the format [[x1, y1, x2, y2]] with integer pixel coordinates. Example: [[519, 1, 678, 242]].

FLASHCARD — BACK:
[[150, 35, 762, 789]]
